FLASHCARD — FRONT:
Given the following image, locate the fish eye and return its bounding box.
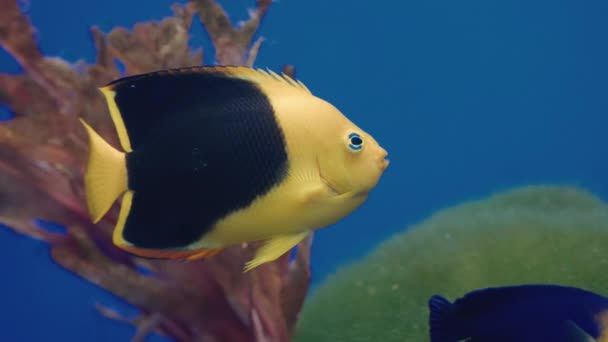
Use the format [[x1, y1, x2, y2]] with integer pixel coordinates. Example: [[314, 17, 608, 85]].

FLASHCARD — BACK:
[[347, 132, 364, 152]]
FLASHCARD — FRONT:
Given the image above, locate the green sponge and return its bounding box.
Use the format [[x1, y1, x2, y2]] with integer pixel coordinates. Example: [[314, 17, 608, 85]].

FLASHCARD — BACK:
[[294, 185, 608, 342]]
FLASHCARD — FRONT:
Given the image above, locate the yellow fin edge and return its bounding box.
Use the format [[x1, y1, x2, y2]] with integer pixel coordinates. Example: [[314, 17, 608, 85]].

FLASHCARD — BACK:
[[99, 87, 133, 153], [112, 191, 222, 261], [112, 190, 134, 247]]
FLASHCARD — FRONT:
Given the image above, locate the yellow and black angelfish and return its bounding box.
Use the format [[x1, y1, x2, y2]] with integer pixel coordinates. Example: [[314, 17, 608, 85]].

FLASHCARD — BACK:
[[80, 66, 389, 272]]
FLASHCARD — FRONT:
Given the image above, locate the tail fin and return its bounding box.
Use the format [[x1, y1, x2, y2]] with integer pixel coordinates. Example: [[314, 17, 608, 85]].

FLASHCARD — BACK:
[[79, 118, 128, 223], [428, 295, 458, 342]]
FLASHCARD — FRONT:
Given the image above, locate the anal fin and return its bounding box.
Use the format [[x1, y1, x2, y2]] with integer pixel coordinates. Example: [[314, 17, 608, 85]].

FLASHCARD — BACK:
[[184, 249, 222, 261], [110, 190, 223, 262], [243, 231, 309, 272], [117, 243, 222, 261]]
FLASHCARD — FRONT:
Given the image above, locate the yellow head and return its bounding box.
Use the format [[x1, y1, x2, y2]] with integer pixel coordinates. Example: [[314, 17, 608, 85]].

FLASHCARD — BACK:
[[309, 98, 389, 200], [241, 70, 389, 230]]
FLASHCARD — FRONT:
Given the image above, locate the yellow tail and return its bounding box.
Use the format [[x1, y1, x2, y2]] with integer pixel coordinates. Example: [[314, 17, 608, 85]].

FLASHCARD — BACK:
[[79, 118, 128, 223]]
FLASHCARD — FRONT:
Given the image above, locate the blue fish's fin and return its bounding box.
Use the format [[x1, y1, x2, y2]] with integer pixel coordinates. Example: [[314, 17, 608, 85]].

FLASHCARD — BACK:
[[428, 295, 458, 342], [564, 321, 596, 342]]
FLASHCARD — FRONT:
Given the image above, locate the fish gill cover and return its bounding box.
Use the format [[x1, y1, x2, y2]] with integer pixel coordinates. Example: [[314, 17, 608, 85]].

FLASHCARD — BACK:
[[0, 0, 312, 341]]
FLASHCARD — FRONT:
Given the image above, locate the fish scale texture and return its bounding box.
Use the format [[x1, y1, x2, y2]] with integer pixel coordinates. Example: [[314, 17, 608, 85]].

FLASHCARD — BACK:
[[294, 185, 608, 342], [116, 70, 289, 248]]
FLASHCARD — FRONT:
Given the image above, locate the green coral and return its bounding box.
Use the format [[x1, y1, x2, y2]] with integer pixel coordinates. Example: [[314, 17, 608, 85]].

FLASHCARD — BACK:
[[294, 185, 608, 342]]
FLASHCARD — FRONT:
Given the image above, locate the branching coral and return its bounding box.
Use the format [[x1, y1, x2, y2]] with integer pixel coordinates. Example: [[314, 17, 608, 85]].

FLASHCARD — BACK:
[[0, 1, 311, 341]]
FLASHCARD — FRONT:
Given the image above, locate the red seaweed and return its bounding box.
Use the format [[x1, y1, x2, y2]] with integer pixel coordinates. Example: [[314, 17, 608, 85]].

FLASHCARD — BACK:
[[0, 1, 311, 341]]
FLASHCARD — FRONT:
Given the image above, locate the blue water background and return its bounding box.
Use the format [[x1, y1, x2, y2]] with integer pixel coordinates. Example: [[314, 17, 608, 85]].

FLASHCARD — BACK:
[[1, 0, 607, 341]]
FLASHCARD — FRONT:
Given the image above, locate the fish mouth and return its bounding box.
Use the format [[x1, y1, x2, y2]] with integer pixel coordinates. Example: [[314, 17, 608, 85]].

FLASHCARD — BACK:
[[379, 150, 390, 171], [380, 158, 390, 170]]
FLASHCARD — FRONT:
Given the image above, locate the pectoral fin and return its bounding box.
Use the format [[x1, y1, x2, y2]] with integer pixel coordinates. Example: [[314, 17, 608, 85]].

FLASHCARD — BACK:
[[243, 231, 309, 272], [564, 320, 596, 342]]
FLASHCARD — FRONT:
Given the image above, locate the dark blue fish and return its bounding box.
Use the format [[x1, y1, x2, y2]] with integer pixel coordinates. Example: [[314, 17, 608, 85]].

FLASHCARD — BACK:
[[563, 321, 598, 342], [428, 284, 608, 342]]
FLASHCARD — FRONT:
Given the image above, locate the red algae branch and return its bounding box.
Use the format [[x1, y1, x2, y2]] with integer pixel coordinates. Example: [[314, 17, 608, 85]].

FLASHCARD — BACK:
[[0, 1, 311, 341]]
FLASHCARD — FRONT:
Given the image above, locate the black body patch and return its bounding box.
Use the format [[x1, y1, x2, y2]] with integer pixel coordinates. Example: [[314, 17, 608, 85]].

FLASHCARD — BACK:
[[109, 67, 289, 248]]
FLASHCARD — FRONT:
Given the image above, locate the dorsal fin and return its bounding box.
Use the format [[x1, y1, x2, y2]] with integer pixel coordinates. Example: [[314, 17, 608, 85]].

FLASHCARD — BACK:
[[216, 66, 312, 95], [104, 66, 312, 95], [98, 66, 309, 151]]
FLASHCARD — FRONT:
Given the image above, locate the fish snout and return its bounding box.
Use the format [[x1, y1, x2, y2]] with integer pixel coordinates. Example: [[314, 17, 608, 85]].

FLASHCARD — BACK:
[[378, 148, 389, 171]]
